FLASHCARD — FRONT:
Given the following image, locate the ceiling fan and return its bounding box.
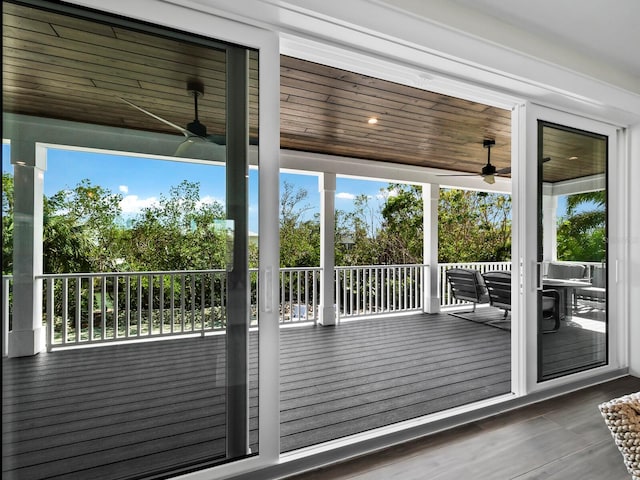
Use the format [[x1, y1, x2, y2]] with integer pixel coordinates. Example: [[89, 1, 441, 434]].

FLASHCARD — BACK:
[[119, 80, 223, 156], [437, 139, 509, 185]]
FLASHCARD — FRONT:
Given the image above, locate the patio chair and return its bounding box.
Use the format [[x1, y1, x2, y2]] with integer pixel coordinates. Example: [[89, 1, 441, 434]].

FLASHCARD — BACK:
[[575, 264, 606, 307], [482, 271, 561, 333], [546, 262, 587, 312], [445, 268, 490, 312]]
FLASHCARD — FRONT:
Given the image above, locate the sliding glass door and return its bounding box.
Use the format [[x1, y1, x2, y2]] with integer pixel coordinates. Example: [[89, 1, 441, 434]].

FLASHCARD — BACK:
[[2, 2, 280, 478], [536, 121, 609, 381]]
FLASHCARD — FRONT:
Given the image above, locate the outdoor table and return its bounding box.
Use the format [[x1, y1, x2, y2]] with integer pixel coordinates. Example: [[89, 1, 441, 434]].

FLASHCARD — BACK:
[[543, 278, 591, 320]]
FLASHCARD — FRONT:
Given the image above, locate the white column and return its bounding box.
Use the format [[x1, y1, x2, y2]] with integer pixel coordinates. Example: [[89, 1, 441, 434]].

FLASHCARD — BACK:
[[318, 173, 336, 326], [542, 194, 558, 263], [9, 141, 46, 357], [628, 122, 640, 377], [423, 183, 440, 313]]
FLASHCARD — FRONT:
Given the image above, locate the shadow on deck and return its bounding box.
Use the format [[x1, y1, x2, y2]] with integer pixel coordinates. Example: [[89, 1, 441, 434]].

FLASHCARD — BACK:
[[4, 311, 515, 479]]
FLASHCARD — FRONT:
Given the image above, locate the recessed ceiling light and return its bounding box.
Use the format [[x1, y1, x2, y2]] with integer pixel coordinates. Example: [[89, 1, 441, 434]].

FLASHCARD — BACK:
[[569, 156, 579, 160], [367, 117, 378, 124]]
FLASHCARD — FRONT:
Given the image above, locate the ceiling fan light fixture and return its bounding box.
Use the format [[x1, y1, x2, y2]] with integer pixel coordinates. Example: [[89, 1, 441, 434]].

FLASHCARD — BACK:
[[483, 174, 495, 185], [482, 139, 497, 184]]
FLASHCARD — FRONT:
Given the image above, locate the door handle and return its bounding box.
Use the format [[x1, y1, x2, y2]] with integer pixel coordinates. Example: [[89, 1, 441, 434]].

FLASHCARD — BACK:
[[535, 261, 544, 291], [262, 266, 273, 313]]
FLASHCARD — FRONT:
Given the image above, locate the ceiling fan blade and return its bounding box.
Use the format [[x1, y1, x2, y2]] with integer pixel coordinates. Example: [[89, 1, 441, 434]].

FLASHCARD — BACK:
[[119, 97, 194, 138], [495, 161, 547, 176], [436, 173, 481, 177]]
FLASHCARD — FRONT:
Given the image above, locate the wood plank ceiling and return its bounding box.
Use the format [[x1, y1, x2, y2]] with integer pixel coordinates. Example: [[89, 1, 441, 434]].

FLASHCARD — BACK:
[[2, 1, 603, 182]]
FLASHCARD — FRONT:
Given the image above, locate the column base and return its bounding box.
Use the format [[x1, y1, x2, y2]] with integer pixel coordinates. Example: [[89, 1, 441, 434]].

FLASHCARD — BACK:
[[8, 327, 45, 357], [318, 305, 336, 326], [423, 297, 441, 314]]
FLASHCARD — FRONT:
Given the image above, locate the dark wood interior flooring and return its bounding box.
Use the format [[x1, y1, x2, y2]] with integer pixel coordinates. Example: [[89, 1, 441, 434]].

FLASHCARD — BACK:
[[286, 375, 640, 480]]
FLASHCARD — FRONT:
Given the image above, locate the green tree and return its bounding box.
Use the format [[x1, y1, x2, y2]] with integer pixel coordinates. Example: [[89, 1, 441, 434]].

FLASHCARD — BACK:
[[2, 173, 14, 274], [439, 189, 511, 262], [377, 184, 511, 263], [45, 179, 123, 272], [557, 191, 605, 261], [335, 194, 381, 265], [3, 174, 124, 274], [122, 180, 226, 271], [279, 181, 320, 267], [378, 185, 424, 264]]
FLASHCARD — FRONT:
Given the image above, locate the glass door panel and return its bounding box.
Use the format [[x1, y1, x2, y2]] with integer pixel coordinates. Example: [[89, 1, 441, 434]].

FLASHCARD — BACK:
[[537, 121, 607, 381], [1, 2, 260, 478]]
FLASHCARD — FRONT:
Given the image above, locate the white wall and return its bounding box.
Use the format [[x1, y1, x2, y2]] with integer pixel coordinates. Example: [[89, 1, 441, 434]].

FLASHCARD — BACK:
[[629, 123, 640, 376]]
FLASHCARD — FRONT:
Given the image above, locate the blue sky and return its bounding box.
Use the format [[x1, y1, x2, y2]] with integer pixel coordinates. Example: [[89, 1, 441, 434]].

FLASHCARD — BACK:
[[2, 144, 391, 233]]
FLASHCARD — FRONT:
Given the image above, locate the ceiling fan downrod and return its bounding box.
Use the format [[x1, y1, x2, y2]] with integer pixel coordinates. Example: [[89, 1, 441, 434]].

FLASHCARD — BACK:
[[482, 139, 497, 183], [186, 80, 206, 137]]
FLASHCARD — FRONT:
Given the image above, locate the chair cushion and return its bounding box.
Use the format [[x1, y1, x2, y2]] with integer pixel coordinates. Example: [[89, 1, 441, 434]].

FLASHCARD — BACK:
[[446, 268, 490, 304], [547, 262, 585, 280], [591, 265, 606, 288]]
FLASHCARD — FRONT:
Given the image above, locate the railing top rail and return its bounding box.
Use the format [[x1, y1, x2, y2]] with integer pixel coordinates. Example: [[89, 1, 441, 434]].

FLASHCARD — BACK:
[[335, 263, 429, 270], [279, 266, 322, 272], [36, 269, 228, 279], [439, 261, 511, 266], [2, 275, 13, 280]]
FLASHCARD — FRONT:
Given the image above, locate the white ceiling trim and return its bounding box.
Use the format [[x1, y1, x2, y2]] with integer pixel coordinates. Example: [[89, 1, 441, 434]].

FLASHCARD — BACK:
[[377, 0, 640, 93], [279, 33, 522, 111], [279, 149, 512, 193]]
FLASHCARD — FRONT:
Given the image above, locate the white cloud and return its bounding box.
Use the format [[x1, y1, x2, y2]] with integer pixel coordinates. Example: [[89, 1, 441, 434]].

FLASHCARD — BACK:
[[380, 189, 398, 199], [119, 185, 129, 194], [119, 195, 158, 214], [336, 192, 356, 200], [197, 195, 223, 207]]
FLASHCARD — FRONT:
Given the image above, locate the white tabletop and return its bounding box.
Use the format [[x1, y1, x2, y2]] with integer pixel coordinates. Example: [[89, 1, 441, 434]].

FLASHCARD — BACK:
[[543, 278, 592, 287]]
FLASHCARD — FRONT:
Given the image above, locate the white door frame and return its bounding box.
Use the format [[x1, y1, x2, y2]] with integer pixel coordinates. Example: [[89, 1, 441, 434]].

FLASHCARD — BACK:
[[521, 103, 627, 394], [63, 0, 282, 476]]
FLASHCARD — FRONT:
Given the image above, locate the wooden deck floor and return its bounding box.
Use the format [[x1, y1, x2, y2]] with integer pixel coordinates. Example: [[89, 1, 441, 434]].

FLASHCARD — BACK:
[[4, 312, 512, 479]]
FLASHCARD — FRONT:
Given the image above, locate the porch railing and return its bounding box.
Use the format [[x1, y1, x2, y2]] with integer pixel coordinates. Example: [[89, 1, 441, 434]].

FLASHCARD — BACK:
[[2, 261, 537, 352], [336, 264, 427, 319], [39, 270, 231, 349], [280, 267, 321, 324]]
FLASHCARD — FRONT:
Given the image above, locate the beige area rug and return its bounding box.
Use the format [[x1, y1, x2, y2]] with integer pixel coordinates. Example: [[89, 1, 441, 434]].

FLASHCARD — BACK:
[[599, 392, 640, 480]]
